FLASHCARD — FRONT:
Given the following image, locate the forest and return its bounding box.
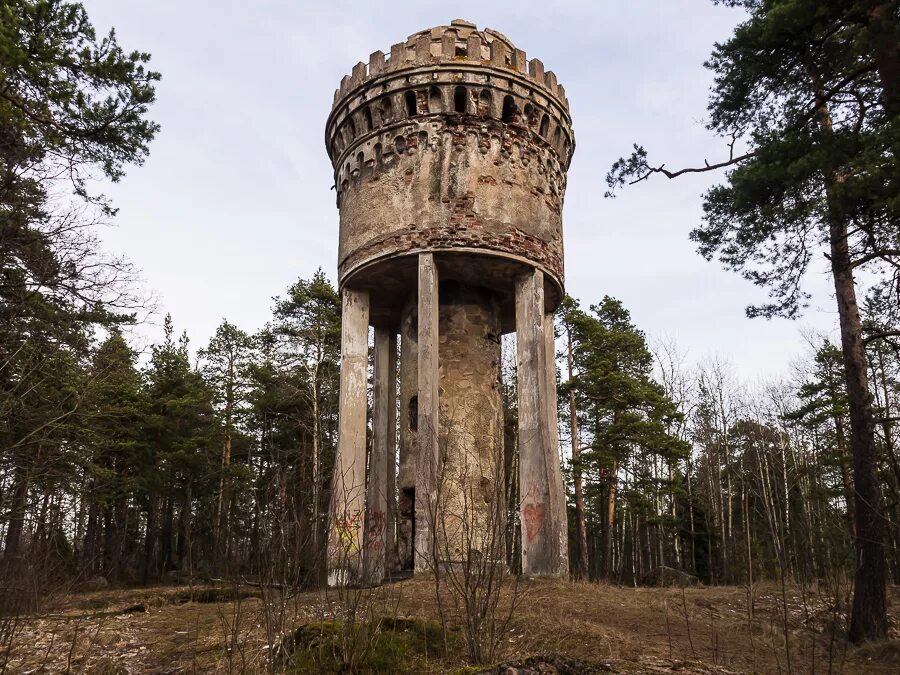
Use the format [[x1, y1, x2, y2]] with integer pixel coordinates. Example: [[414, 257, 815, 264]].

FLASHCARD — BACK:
[[1, 0, 898, 673]]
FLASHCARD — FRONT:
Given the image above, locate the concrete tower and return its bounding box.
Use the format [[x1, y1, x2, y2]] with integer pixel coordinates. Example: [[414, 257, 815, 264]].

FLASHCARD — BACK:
[[325, 20, 574, 586]]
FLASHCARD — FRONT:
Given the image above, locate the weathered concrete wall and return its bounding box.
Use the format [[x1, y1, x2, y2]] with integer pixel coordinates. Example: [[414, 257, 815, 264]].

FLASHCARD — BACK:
[[335, 124, 566, 286], [397, 279, 504, 570], [436, 282, 504, 563]]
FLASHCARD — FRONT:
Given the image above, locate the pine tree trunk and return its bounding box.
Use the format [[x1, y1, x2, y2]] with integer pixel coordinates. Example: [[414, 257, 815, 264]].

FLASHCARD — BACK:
[[566, 327, 589, 577], [830, 215, 888, 642], [143, 493, 159, 584], [834, 415, 856, 536], [810, 85, 888, 640], [3, 462, 30, 560], [603, 460, 618, 580], [83, 496, 100, 575], [868, 3, 900, 114], [177, 484, 193, 574]]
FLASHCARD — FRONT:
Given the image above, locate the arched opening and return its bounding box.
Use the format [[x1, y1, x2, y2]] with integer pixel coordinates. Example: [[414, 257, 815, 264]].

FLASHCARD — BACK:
[[374, 142, 382, 163], [394, 135, 407, 154], [539, 114, 550, 138], [524, 103, 534, 126], [501, 95, 518, 124], [379, 97, 392, 124], [553, 126, 562, 149], [404, 91, 417, 117], [478, 89, 492, 117], [428, 86, 442, 113], [356, 152, 364, 171], [347, 116, 356, 138], [454, 86, 467, 113], [362, 106, 373, 132]]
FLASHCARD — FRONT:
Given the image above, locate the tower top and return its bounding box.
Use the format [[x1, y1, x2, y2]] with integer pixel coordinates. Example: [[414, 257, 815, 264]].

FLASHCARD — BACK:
[[330, 20, 570, 114]]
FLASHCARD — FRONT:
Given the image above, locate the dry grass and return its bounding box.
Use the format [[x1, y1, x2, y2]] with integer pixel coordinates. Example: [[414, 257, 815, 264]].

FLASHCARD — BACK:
[[3, 578, 898, 673]]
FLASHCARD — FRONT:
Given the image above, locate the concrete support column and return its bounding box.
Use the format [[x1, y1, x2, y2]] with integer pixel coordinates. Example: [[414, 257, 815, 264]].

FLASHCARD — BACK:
[[515, 268, 568, 576], [327, 287, 369, 586], [415, 253, 439, 572], [364, 327, 397, 584], [544, 309, 569, 572]]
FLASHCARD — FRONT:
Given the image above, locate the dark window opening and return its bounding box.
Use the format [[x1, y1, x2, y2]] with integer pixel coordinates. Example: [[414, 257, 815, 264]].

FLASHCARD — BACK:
[[405, 91, 417, 117], [502, 95, 517, 124], [362, 106, 373, 132], [524, 103, 534, 126], [379, 98, 392, 124], [399, 487, 415, 571], [454, 86, 467, 113], [539, 114, 550, 138], [408, 395, 418, 431]]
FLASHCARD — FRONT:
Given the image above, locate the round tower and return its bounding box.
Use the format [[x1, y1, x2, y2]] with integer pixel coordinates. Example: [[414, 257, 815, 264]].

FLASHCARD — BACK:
[[326, 20, 573, 586]]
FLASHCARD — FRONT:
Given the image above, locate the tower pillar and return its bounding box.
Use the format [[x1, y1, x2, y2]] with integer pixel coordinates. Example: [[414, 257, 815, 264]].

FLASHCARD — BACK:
[[363, 327, 397, 584], [516, 268, 568, 576], [415, 252, 439, 572], [327, 287, 369, 586]]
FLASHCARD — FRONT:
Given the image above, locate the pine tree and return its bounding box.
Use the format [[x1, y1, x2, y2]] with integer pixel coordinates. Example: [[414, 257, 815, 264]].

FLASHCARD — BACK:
[[566, 296, 688, 580], [606, 0, 897, 640], [81, 329, 146, 580], [199, 320, 254, 574], [143, 315, 215, 581]]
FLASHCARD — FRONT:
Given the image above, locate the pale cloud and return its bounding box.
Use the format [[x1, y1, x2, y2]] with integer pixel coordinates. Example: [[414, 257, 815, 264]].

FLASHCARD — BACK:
[[84, 0, 838, 378]]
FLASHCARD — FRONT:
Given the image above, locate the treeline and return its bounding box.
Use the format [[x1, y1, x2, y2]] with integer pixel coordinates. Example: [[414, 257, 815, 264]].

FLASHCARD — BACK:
[[6, 276, 900, 599], [1, 272, 342, 593], [558, 296, 900, 590]]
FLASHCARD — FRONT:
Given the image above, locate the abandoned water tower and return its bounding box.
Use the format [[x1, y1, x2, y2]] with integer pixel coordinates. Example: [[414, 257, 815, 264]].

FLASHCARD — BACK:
[[325, 20, 574, 586]]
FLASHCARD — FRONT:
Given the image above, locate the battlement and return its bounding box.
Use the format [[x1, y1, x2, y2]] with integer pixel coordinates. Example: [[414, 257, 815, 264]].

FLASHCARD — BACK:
[[331, 20, 570, 113], [324, 20, 575, 173]]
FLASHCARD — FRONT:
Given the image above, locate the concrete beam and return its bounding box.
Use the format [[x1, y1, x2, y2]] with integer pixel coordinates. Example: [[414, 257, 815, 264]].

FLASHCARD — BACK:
[[515, 268, 567, 576], [415, 253, 439, 572], [327, 287, 369, 586], [364, 328, 397, 584]]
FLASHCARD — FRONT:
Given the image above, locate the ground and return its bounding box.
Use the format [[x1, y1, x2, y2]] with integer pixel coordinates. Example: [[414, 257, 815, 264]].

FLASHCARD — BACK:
[[3, 578, 899, 673]]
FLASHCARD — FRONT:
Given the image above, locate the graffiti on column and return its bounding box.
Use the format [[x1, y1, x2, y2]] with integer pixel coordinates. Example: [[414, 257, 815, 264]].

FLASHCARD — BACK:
[[365, 509, 386, 551], [335, 509, 362, 554]]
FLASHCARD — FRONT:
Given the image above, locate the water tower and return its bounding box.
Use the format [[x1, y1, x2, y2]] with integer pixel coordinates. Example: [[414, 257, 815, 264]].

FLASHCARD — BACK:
[[324, 20, 573, 585]]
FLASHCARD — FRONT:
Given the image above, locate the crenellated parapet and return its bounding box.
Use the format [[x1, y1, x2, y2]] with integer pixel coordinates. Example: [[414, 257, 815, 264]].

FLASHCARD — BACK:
[[324, 20, 574, 175]]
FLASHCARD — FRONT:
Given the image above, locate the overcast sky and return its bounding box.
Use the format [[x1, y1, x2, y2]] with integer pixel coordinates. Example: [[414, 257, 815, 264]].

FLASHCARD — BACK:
[[82, 0, 838, 379]]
